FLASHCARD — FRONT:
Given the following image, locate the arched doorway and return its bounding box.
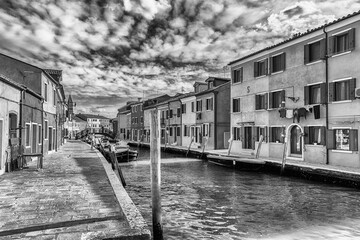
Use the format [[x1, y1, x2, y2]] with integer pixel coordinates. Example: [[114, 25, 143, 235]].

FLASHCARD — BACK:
[[289, 124, 303, 158]]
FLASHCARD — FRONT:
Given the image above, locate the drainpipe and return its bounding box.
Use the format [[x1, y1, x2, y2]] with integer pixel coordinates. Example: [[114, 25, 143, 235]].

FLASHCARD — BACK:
[[18, 90, 24, 157], [323, 26, 329, 165], [179, 99, 182, 146], [41, 99, 44, 168], [55, 114, 58, 152]]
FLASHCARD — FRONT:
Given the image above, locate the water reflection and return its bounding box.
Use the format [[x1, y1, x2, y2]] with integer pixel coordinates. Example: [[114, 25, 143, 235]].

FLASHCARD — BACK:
[[122, 148, 360, 239]]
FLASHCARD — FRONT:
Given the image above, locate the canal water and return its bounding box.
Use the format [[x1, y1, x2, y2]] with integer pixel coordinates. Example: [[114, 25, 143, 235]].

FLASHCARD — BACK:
[[122, 147, 360, 239]]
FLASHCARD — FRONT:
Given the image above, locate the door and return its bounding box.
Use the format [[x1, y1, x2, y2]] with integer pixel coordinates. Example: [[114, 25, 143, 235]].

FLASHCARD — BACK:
[[290, 126, 302, 155], [48, 127, 52, 151], [32, 124, 37, 153], [0, 120, 3, 170]]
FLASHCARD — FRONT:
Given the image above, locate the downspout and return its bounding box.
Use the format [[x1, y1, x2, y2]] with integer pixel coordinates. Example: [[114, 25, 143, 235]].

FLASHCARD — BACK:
[[323, 26, 329, 165], [18, 90, 24, 157], [179, 99, 182, 146], [214, 92, 218, 149], [41, 99, 44, 168], [55, 114, 58, 151]]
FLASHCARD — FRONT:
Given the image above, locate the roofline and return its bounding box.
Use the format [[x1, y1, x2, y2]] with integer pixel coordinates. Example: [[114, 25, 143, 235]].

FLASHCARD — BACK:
[[195, 81, 230, 97], [0, 74, 43, 99], [228, 10, 360, 65]]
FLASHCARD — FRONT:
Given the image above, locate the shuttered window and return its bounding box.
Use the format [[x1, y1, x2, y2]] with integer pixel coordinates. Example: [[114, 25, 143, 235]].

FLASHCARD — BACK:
[[327, 128, 358, 151], [181, 104, 186, 114], [196, 100, 202, 112], [304, 83, 327, 105], [177, 108, 181, 117], [269, 90, 285, 109], [206, 98, 213, 111], [254, 59, 268, 77], [270, 53, 286, 73], [233, 127, 241, 141], [328, 28, 355, 56], [256, 127, 267, 142], [255, 93, 268, 110], [270, 127, 285, 143], [304, 126, 326, 145], [329, 78, 356, 102], [232, 67, 243, 83], [304, 39, 325, 64], [191, 102, 195, 112], [232, 98, 241, 113]]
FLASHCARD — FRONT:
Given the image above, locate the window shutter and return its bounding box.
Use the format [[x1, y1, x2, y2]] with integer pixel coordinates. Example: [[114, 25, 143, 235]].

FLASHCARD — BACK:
[[208, 124, 211, 137], [255, 95, 260, 110], [328, 36, 335, 56], [232, 127, 236, 139], [320, 126, 326, 145], [241, 127, 246, 148], [264, 127, 268, 143], [349, 28, 355, 51], [269, 127, 273, 142], [254, 62, 258, 77], [264, 93, 268, 109], [240, 68, 243, 82], [280, 90, 286, 108], [280, 53, 286, 71], [231, 69, 235, 83], [269, 92, 273, 109], [304, 44, 310, 64], [320, 83, 327, 104], [320, 39, 326, 59], [269, 56, 273, 74], [252, 126, 256, 150], [349, 78, 356, 100], [210, 98, 214, 110], [304, 86, 310, 105], [265, 58, 269, 75], [326, 129, 335, 149], [304, 126, 310, 144], [349, 129, 358, 151], [328, 82, 335, 102]]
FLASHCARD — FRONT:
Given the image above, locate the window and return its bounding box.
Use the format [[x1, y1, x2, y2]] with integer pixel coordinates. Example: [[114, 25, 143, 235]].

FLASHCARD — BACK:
[[177, 127, 181, 136], [304, 40, 325, 64], [270, 53, 286, 73], [166, 110, 169, 119], [233, 127, 241, 141], [256, 127, 266, 142], [169, 127, 173, 136], [45, 120, 48, 139], [255, 93, 268, 110], [270, 127, 285, 143], [232, 68, 243, 83], [304, 83, 327, 105], [191, 102, 195, 112], [181, 103, 186, 114], [269, 90, 285, 109], [304, 126, 325, 145], [169, 109, 173, 118], [202, 123, 210, 137], [9, 113, 17, 138], [232, 98, 240, 113], [327, 128, 358, 151], [38, 125, 42, 144], [53, 89, 56, 106], [208, 81, 214, 89], [177, 108, 181, 117], [329, 29, 355, 55], [329, 79, 356, 102], [184, 125, 188, 136], [25, 123, 30, 147], [206, 98, 213, 111], [44, 83, 48, 102], [254, 59, 268, 77], [196, 100, 202, 112]]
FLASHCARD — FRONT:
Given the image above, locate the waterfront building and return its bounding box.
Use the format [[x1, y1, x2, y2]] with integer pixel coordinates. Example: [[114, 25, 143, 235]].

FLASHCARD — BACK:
[[228, 11, 360, 167], [130, 100, 144, 142], [195, 77, 231, 150], [180, 93, 196, 148], [64, 116, 87, 139], [117, 103, 133, 140]]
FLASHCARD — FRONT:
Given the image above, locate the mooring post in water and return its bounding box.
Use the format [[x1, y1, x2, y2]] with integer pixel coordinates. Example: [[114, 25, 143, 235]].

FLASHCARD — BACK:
[[227, 137, 233, 156], [200, 136, 209, 158], [281, 133, 288, 175], [255, 135, 264, 159], [110, 145, 126, 187], [186, 136, 195, 157], [150, 109, 163, 240]]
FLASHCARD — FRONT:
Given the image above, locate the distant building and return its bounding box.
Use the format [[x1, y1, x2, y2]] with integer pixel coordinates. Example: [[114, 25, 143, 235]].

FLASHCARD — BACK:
[[76, 113, 110, 134]]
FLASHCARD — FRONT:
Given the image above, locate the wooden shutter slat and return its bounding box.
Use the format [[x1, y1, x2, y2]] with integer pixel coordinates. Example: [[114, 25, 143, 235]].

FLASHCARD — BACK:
[[254, 62, 258, 77], [304, 126, 310, 144], [269, 92, 273, 109], [349, 129, 358, 151], [265, 58, 269, 75], [304, 86, 310, 105], [326, 129, 335, 149], [320, 39, 326, 60], [304, 44, 310, 63], [281, 53, 286, 71], [231, 69, 235, 83], [241, 127, 246, 148], [328, 36, 334, 56], [328, 82, 335, 102], [265, 93, 268, 110], [252, 126, 256, 150], [269, 56, 273, 74], [320, 83, 327, 104], [255, 95, 260, 110], [350, 78, 356, 100], [269, 127, 273, 142], [320, 126, 326, 145], [349, 28, 355, 51]]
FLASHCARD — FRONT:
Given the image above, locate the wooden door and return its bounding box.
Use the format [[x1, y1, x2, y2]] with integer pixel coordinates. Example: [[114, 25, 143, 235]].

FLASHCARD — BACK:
[[32, 124, 37, 153], [290, 126, 302, 155]]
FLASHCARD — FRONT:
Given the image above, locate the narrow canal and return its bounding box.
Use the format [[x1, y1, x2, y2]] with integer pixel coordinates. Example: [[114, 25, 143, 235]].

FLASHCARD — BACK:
[[122, 147, 360, 239]]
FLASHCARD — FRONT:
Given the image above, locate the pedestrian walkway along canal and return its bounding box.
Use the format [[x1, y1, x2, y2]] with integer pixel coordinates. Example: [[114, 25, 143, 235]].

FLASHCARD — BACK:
[[122, 147, 360, 240]]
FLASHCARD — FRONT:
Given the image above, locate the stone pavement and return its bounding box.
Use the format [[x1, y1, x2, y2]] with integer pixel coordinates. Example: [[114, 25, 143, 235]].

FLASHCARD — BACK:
[[0, 141, 150, 239]]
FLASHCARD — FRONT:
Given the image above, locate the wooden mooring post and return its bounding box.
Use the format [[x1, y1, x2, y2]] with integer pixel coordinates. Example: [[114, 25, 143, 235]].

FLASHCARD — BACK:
[[281, 135, 288, 175], [150, 109, 163, 240], [227, 137, 233, 156], [110, 145, 126, 187], [255, 135, 264, 159], [186, 136, 195, 157]]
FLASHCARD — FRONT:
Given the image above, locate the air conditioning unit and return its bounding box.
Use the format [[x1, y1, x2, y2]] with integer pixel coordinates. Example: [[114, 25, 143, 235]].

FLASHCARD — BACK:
[[196, 113, 202, 120], [355, 88, 360, 98]]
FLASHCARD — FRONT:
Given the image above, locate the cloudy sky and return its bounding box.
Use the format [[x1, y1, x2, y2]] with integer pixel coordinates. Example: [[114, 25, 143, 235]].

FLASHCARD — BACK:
[[0, 0, 359, 117]]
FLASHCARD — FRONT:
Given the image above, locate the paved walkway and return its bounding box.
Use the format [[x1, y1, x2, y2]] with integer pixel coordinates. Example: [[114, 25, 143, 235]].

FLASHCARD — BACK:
[[0, 141, 150, 239]]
